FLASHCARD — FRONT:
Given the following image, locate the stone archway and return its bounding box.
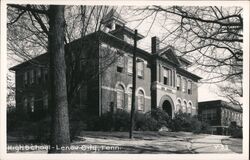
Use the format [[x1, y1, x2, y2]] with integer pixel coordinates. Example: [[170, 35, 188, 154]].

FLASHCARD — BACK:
[[159, 95, 175, 118], [162, 100, 172, 117]]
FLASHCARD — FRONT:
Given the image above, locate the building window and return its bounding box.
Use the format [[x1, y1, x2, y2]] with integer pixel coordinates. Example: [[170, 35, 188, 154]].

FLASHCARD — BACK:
[[117, 55, 124, 73], [116, 84, 125, 109], [127, 57, 133, 74], [182, 78, 187, 93], [176, 99, 181, 112], [163, 67, 173, 86], [36, 68, 41, 84], [127, 87, 132, 111], [137, 90, 145, 111], [187, 102, 192, 114], [42, 68, 48, 82], [24, 72, 28, 86], [187, 80, 192, 94], [137, 60, 144, 78], [43, 94, 48, 110], [177, 75, 181, 91], [202, 109, 217, 121], [23, 97, 28, 109], [30, 70, 34, 84], [163, 68, 169, 85], [30, 96, 34, 113], [182, 101, 187, 113]]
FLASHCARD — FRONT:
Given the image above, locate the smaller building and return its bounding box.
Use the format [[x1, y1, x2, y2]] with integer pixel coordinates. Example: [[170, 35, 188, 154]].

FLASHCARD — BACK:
[[198, 100, 242, 135]]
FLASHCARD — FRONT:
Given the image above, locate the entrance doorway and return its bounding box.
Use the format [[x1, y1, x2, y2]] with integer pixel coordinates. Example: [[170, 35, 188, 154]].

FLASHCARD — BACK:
[[162, 100, 172, 117]]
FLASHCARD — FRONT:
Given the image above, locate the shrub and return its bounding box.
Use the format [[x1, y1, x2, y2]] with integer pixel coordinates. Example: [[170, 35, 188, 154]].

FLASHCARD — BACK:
[[169, 111, 209, 134], [86, 110, 161, 132], [228, 122, 243, 138], [134, 112, 158, 131], [86, 110, 130, 131], [150, 108, 171, 129]]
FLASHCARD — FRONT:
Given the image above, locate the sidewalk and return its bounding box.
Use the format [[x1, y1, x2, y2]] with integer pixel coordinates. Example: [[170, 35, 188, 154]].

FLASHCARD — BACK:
[[7, 131, 242, 154]]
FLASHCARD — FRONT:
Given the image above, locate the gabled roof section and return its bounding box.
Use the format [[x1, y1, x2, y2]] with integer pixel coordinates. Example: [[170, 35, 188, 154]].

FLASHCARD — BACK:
[[157, 46, 181, 66], [157, 45, 192, 67], [179, 57, 192, 66]]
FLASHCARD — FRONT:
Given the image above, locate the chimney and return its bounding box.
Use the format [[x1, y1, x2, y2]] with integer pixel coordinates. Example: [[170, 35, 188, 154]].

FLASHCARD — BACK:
[[151, 36, 160, 54]]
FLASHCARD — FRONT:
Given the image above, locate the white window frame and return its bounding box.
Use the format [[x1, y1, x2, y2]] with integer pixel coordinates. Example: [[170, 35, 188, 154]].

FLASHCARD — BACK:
[[182, 78, 187, 93], [176, 99, 181, 112], [127, 57, 133, 74], [163, 67, 169, 85], [116, 85, 125, 109], [183, 100, 187, 113], [187, 80, 192, 94], [187, 102, 192, 113], [137, 59, 144, 78], [137, 90, 145, 111], [127, 87, 132, 111], [177, 75, 181, 91]]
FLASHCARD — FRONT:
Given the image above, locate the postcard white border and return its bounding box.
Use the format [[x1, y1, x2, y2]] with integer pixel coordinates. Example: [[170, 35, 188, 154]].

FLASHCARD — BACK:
[[1, 0, 249, 160]]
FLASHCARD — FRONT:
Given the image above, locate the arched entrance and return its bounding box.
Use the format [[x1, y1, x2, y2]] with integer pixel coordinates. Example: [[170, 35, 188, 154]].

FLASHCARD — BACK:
[[159, 95, 175, 118], [162, 100, 172, 117]]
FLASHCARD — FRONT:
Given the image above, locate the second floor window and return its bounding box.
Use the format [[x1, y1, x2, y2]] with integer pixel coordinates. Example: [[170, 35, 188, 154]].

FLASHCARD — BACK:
[[137, 60, 144, 78], [182, 78, 187, 93], [30, 70, 34, 84], [188, 81, 192, 94], [24, 72, 28, 86], [127, 57, 133, 74], [117, 56, 124, 73], [163, 68, 169, 85], [36, 68, 41, 84], [177, 75, 181, 91]]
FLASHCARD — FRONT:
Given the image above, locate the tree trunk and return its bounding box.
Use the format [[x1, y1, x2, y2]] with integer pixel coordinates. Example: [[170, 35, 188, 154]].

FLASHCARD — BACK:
[[48, 5, 70, 153]]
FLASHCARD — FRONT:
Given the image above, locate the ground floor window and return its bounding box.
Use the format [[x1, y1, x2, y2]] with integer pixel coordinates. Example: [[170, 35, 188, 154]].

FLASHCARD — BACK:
[[116, 84, 125, 109], [127, 87, 132, 111], [176, 99, 181, 112], [137, 90, 145, 111], [182, 101, 187, 113], [187, 102, 192, 114]]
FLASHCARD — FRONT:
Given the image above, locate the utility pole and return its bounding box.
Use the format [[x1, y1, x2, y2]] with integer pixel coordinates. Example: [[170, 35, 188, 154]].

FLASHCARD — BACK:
[[129, 29, 137, 139]]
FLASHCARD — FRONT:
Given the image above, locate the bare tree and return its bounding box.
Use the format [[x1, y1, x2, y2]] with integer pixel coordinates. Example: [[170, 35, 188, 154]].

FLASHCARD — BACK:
[[134, 6, 243, 104], [7, 5, 127, 148]]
